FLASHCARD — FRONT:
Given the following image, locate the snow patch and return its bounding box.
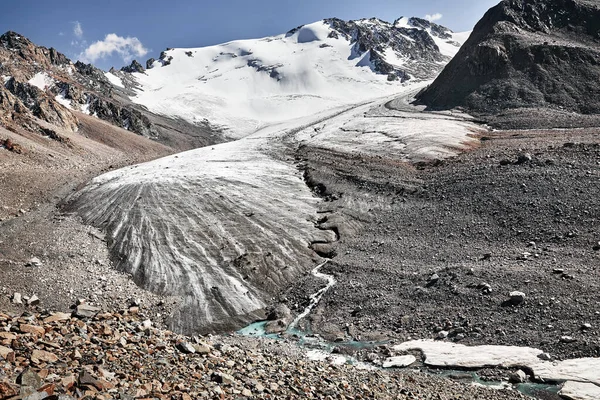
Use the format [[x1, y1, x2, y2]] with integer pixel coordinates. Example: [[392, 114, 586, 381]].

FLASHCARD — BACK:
[[104, 71, 124, 88], [55, 93, 73, 109], [28, 72, 54, 90]]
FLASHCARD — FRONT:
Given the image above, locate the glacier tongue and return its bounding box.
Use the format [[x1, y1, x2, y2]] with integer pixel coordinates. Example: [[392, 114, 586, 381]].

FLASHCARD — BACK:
[[68, 89, 481, 334], [69, 130, 335, 333]]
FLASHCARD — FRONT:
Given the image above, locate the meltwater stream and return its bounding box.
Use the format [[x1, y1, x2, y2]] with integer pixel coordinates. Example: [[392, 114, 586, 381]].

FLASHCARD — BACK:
[[237, 262, 562, 398], [237, 260, 335, 339]]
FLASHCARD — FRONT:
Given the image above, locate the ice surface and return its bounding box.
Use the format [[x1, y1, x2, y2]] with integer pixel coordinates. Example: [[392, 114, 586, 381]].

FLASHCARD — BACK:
[[71, 86, 480, 334]]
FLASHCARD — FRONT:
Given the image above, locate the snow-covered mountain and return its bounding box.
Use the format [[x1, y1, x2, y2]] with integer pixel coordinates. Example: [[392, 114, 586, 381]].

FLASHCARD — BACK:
[[114, 17, 470, 137]]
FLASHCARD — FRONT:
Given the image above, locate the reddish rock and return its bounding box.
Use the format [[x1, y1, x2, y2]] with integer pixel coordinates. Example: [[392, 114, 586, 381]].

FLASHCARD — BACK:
[[19, 324, 46, 336], [30, 349, 58, 363], [0, 346, 14, 363]]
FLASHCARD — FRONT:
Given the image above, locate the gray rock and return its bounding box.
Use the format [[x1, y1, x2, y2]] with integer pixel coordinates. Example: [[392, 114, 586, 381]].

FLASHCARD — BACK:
[[74, 304, 101, 318], [267, 304, 291, 321], [27, 294, 40, 306], [478, 282, 492, 294], [509, 291, 526, 305], [517, 153, 532, 164], [538, 352, 552, 361], [12, 292, 22, 304], [428, 273, 440, 285], [176, 342, 196, 354], [192, 343, 211, 354], [560, 336, 577, 344], [211, 372, 235, 385], [437, 331, 449, 339], [509, 369, 528, 383], [26, 257, 42, 267], [17, 369, 42, 397]]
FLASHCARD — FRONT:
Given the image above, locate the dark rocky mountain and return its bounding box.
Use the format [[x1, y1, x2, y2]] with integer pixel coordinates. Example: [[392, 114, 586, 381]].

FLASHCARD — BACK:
[[416, 0, 600, 128], [0, 31, 222, 150]]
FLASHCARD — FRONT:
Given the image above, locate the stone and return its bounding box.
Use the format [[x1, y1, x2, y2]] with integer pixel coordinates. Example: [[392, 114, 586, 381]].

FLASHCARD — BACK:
[[27, 257, 42, 267], [517, 153, 532, 164], [0, 332, 16, 340], [427, 274, 440, 286], [20, 324, 45, 336], [382, 355, 417, 368], [141, 319, 152, 330], [0, 346, 15, 362], [192, 343, 211, 354], [560, 336, 577, 344], [509, 291, 526, 305], [509, 369, 527, 383], [17, 368, 42, 392], [581, 323, 592, 330], [267, 304, 291, 321], [43, 312, 71, 323], [61, 375, 76, 391], [22, 392, 48, 400], [74, 304, 101, 318], [538, 353, 552, 361], [176, 342, 196, 354], [211, 372, 235, 385], [12, 292, 22, 304], [77, 371, 98, 389], [437, 331, 449, 339], [0, 382, 18, 399], [31, 349, 58, 363], [27, 294, 40, 306], [478, 282, 492, 294]]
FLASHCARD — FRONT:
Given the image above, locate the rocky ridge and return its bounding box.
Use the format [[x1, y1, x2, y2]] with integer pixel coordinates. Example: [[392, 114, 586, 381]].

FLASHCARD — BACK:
[[417, 0, 600, 128], [0, 31, 221, 150]]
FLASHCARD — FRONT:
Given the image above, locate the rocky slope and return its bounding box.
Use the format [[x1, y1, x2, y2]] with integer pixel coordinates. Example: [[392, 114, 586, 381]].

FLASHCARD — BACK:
[[0, 305, 527, 400], [0, 31, 222, 150], [416, 0, 600, 128]]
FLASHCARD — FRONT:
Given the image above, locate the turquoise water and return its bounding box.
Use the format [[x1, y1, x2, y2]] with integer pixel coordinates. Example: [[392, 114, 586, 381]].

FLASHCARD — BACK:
[[236, 261, 560, 399]]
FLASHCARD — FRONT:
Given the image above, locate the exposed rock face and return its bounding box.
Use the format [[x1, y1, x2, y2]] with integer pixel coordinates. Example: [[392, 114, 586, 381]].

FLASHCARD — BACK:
[[120, 60, 145, 74], [417, 0, 600, 127]]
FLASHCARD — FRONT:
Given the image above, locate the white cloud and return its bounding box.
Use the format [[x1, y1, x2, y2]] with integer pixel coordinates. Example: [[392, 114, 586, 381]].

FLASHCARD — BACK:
[[73, 21, 83, 39], [79, 33, 148, 63], [425, 13, 443, 22], [59, 32, 65, 36]]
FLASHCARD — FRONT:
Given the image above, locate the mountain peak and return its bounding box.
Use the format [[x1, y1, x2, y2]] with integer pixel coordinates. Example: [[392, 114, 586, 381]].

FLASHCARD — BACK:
[[417, 0, 600, 129], [0, 31, 33, 49]]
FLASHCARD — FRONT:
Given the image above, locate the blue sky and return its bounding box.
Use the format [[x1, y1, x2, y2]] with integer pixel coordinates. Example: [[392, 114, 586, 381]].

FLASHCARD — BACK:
[[2, 0, 499, 71]]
